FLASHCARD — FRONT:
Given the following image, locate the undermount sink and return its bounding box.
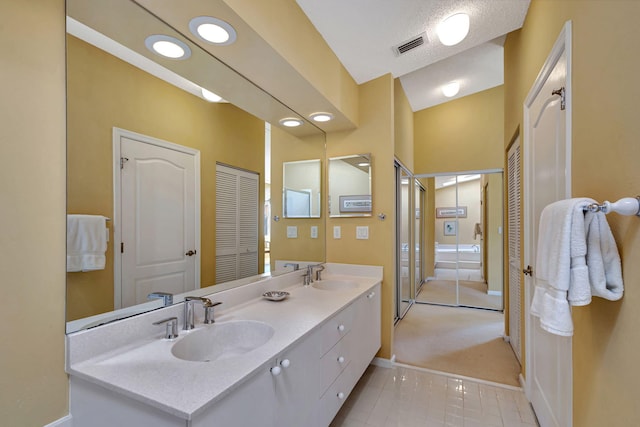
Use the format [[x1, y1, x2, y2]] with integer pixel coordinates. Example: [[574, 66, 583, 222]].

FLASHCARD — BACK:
[[312, 279, 359, 291], [171, 320, 274, 362]]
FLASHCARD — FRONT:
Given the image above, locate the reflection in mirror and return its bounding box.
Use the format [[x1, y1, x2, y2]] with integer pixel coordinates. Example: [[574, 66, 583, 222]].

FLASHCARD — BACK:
[[65, 0, 325, 333], [328, 154, 372, 217], [415, 172, 503, 311], [282, 160, 321, 218]]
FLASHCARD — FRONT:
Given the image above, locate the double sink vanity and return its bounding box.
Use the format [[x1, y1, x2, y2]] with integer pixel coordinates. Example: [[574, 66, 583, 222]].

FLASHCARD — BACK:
[[66, 263, 382, 427]]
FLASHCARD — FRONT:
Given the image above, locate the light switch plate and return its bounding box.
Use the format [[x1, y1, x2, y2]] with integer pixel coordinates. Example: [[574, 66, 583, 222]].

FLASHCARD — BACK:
[[356, 226, 369, 240], [287, 226, 298, 238], [310, 226, 318, 239], [333, 226, 341, 239]]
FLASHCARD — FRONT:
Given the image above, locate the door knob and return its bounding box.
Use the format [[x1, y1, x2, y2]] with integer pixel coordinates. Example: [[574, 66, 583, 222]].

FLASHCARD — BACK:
[[185, 250, 197, 256], [523, 265, 533, 276]]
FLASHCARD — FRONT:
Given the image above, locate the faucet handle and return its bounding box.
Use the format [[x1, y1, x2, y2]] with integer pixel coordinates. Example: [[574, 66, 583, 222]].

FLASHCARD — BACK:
[[204, 301, 222, 324], [153, 316, 178, 339]]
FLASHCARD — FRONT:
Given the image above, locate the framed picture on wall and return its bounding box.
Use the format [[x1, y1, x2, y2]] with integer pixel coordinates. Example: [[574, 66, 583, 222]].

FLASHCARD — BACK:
[[443, 220, 457, 236]]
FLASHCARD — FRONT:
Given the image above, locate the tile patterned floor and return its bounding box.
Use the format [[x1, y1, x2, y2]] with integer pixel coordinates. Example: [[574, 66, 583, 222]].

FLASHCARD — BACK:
[[330, 364, 538, 427]]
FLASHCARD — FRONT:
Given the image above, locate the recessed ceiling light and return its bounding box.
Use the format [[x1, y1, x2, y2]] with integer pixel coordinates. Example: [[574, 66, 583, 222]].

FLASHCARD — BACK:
[[358, 162, 370, 167], [442, 81, 460, 97], [437, 13, 470, 46], [309, 112, 333, 122], [279, 118, 304, 127], [145, 35, 191, 59], [189, 16, 237, 46], [201, 88, 222, 102]]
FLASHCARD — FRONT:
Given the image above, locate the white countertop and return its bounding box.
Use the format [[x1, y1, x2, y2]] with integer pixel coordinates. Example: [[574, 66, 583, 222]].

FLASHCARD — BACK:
[[66, 264, 382, 420]]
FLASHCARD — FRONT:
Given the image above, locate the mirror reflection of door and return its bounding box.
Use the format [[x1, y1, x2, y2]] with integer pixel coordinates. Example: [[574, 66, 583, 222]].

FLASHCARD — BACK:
[[415, 171, 503, 311], [117, 130, 199, 309], [215, 163, 259, 283]]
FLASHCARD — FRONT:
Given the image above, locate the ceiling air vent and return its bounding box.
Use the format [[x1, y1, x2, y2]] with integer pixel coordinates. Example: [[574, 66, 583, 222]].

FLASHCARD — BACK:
[[393, 32, 427, 56]]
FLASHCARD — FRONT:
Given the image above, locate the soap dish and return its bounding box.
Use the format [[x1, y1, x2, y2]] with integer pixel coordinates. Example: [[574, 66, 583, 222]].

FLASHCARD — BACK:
[[262, 291, 289, 301]]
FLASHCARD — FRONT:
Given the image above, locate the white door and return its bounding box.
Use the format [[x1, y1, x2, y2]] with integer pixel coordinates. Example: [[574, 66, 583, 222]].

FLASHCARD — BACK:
[[524, 23, 572, 427], [116, 129, 200, 308], [215, 164, 259, 283]]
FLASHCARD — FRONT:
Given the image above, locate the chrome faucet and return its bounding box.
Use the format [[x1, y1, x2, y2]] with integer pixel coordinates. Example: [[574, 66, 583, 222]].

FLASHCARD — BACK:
[[312, 264, 325, 281], [284, 262, 300, 271], [147, 291, 173, 306], [303, 264, 325, 286], [183, 296, 222, 330], [153, 316, 178, 339]]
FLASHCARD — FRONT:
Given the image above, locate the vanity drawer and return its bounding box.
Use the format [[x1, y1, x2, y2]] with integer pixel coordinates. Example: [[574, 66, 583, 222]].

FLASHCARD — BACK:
[[320, 306, 354, 355], [315, 362, 356, 427], [320, 333, 352, 393]]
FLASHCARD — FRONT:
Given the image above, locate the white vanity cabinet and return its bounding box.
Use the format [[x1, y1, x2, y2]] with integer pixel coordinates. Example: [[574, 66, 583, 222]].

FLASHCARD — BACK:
[[68, 276, 382, 427]]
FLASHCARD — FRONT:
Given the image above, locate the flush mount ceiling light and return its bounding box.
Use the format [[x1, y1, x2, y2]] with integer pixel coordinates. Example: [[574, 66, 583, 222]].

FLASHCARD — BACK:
[[189, 16, 237, 46], [437, 13, 470, 46], [442, 81, 460, 97], [279, 117, 304, 127], [309, 112, 334, 122], [145, 35, 191, 59], [201, 88, 222, 102]]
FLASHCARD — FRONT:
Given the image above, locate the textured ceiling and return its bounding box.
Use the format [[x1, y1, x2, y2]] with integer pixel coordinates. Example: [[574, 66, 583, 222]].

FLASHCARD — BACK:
[[296, 0, 530, 111]]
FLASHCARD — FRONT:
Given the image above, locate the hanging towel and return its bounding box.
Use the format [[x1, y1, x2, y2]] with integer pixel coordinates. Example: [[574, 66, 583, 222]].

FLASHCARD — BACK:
[[531, 198, 624, 336], [67, 214, 108, 272], [584, 210, 624, 301], [531, 198, 594, 336]]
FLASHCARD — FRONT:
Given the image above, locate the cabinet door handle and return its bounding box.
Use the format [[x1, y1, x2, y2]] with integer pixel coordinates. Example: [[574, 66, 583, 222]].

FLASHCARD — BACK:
[[367, 292, 375, 299], [337, 392, 345, 400], [337, 324, 345, 332], [270, 366, 282, 376], [337, 356, 345, 364], [280, 359, 290, 369]]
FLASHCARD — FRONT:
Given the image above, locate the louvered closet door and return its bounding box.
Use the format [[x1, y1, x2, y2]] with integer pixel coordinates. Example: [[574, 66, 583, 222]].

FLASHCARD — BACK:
[[507, 140, 522, 363], [216, 164, 259, 283]]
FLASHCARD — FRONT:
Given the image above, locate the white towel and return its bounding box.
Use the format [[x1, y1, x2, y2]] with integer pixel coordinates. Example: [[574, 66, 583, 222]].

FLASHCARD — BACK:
[[531, 198, 624, 336], [531, 198, 592, 335], [67, 214, 108, 272]]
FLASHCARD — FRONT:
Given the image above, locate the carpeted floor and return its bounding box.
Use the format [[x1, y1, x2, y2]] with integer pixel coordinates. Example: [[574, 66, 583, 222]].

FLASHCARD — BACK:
[[394, 304, 521, 386], [416, 279, 503, 310]]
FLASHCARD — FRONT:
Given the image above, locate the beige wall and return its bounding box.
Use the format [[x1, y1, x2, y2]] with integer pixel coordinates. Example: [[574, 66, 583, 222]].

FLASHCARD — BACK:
[[394, 78, 414, 171], [414, 85, 504, 175], [326, 75, 396, 359], [0, 0, 68, 425], [66, 36, 265, 321], [505, 1, 640, 425]]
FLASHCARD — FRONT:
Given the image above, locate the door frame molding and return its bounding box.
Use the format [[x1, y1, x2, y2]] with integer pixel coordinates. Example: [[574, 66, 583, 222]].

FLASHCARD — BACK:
[[112, 127, 201, 309], [522, 20, 572, 420]]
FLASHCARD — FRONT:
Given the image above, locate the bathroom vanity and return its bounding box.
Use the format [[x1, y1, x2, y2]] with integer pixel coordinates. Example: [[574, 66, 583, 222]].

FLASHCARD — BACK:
[[66, 263, 382, 427]]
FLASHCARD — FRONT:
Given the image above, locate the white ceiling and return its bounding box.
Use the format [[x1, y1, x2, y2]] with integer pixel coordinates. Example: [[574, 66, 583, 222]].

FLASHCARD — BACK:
[[296, 0, 530, 111]]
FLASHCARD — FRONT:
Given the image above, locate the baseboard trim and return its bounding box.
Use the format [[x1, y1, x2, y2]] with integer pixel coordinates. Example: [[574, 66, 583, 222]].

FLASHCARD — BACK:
[[487, 290, 503, 296], [393, 362, 523, 391], [44, 414, 72, 427], [371, 355, 396, 368]]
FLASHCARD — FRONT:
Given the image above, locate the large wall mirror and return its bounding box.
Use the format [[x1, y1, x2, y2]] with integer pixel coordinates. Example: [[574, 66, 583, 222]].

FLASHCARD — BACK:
[[66, 0, 325, 333], [328, 154, 372, 217]]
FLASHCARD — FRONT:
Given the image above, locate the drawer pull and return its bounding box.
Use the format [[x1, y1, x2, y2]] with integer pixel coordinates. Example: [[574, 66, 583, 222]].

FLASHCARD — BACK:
[[337, 356, 345, 364], [280, 359, 291, 369], [270, 366, 282, 376], [337, 324, 345, 332], [367, 292, 375, 299], [337, 392, 345, 400]]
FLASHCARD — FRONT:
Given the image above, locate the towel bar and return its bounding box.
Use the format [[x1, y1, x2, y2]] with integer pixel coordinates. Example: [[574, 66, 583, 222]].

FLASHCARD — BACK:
[[583, 196, 640, 216]]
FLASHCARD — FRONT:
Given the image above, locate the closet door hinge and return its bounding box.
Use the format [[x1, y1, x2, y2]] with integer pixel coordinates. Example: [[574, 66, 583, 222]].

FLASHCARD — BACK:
[[552, 87, 566, 110], [121, 242, 124, 253]]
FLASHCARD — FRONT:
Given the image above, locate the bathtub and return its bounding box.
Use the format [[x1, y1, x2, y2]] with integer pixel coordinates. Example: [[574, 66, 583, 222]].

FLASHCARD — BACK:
[[435, 243, 481, 269]]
